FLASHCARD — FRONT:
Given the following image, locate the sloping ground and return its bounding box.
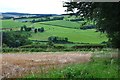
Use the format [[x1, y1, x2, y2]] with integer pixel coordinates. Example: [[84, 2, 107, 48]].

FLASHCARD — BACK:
[[1, 52, 92, 78], [40, 20, 81, 29]]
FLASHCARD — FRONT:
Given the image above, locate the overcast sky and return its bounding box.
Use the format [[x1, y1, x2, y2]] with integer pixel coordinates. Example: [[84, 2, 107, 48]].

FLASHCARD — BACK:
[[0, 0, 70, 14]]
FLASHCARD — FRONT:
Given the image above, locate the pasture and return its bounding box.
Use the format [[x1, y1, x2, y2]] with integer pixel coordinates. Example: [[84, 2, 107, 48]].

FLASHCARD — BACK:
[[29, 21, 107, 44], [1, 19, 32, 28], [1, 19, 108, 44], [40, 20, 82, 29]]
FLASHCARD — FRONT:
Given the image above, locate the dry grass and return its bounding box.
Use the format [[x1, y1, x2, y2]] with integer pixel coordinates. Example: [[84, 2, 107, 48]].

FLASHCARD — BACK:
[[1, 52, 91, 78]]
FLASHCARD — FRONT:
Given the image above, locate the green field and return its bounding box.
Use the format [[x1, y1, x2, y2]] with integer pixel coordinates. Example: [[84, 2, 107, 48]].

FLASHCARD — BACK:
[[1, 19, 32, 28], [40, 20, 82, 29], [29, 21, 107, 44], [1, 19, 108, 44]]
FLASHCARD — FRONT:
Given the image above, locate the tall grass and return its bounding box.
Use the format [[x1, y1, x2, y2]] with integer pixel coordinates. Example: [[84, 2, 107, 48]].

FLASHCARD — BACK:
[[25, 53, 119, 78]]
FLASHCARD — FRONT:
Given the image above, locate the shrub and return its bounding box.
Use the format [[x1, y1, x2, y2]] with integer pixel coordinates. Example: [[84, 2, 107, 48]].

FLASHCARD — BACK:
[[48, 36, 68, 43], [20, 44, 48, 49], [54, 45, 65, 49], [38, 27, 45, 32], [72, 44, 105, 49], [34, 29, 37, 33], [2, 31, 31, 48], [47, 41, 54, 47]]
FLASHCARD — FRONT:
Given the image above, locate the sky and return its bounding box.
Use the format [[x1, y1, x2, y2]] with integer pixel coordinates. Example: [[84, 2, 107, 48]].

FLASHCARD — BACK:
[[0, 0, 70, 14]]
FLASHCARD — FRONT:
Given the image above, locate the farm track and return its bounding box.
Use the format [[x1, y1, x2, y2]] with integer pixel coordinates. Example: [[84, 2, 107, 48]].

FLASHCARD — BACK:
[[1, 52, 92, 78]]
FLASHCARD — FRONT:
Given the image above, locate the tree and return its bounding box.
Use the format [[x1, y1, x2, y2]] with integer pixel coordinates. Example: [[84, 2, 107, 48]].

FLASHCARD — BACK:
[[34, 29, 37, 33], [32, 19, 36, 23], [63, 2, 120, 48], [47, 41, 54, 47], [20, 27, 24, 31], [65, 37, 68, 42], [2, 31, 31, 47], [38, 27, 45, 32], [23, 25, 27, 31], [40, 27, 44, 32]]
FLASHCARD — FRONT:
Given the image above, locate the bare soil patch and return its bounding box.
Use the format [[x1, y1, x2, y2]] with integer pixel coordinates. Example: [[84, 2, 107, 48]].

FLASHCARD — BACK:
[[1, 52, 92, 78]]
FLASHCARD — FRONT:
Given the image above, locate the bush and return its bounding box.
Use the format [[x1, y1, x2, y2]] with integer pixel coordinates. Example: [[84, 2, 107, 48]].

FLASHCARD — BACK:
[[20, 44, 48, 49], [48, 36, 68, 43], [34, 29, 37, 33], [2, 31, 31, 48], [80, 25, 96, 30], [38, 27, 44, 32], [54, 45, 65, 49], [72, 44, 106, 49]]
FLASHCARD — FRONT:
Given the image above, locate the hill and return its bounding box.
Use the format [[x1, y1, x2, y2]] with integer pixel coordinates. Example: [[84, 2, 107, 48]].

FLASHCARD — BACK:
[[40, 20, 82, 29], [1, 19, 108, 44], [1, 12, 60, 19], [29, 22, 107, 44]]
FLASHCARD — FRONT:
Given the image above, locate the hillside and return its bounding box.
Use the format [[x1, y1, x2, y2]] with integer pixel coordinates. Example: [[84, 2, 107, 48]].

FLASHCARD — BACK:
[[1, 12, 60, 19], [40, 20, 82, 29], [1, 19, 108, 44], [29, 22, 107, 44]]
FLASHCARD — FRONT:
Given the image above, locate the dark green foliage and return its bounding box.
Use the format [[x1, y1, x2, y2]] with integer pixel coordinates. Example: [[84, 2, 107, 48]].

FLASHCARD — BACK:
[[38, 28, 41, 32], [20, 44, 48, 48], [54, 45, 65, 49], [2, 31, 31, 47], [31, 19, 36, 23], [48, 36, 68, 43], [22, 25, 32, 31], [29, 16, 64, 23], [52, 16, 64, 20], [72, 44, 106, 49], [70, 18, 84, 22], [20, 26, 24, 31], [38, 27, 44, 32], [47, 41, 54, 47], [2, 48, 46, 52], [23, 25, 27, 31], [20, 25, 32, 32], [63, 2, 120, 48], [25, 27, 32, 31], [34, 28, 37, 33], [40, 27, 44, 32], [80, 25, 96, 30]]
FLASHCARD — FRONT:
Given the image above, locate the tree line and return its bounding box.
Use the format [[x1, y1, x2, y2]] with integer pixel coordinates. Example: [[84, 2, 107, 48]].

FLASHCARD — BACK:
[[20, 25, 44, 33]]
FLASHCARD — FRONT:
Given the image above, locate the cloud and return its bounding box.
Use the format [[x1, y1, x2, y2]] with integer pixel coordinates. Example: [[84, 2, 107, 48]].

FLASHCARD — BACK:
[[0, 0, 67, 14]]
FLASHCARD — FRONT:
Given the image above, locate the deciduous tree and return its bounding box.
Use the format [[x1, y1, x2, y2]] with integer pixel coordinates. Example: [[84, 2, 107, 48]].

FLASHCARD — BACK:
[[63, 2, 120, 48]]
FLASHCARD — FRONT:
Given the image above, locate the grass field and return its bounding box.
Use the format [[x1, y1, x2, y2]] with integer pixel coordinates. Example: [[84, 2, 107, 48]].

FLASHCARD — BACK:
[[29, 22, 107, 43], [1, 19, 108, 44], [1, 19, 32, 28], [40, 20, 82, 29]]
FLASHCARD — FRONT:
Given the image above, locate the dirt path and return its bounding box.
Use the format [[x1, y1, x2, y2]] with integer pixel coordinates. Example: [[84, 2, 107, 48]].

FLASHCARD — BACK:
[[1, 52, 92, 78]]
